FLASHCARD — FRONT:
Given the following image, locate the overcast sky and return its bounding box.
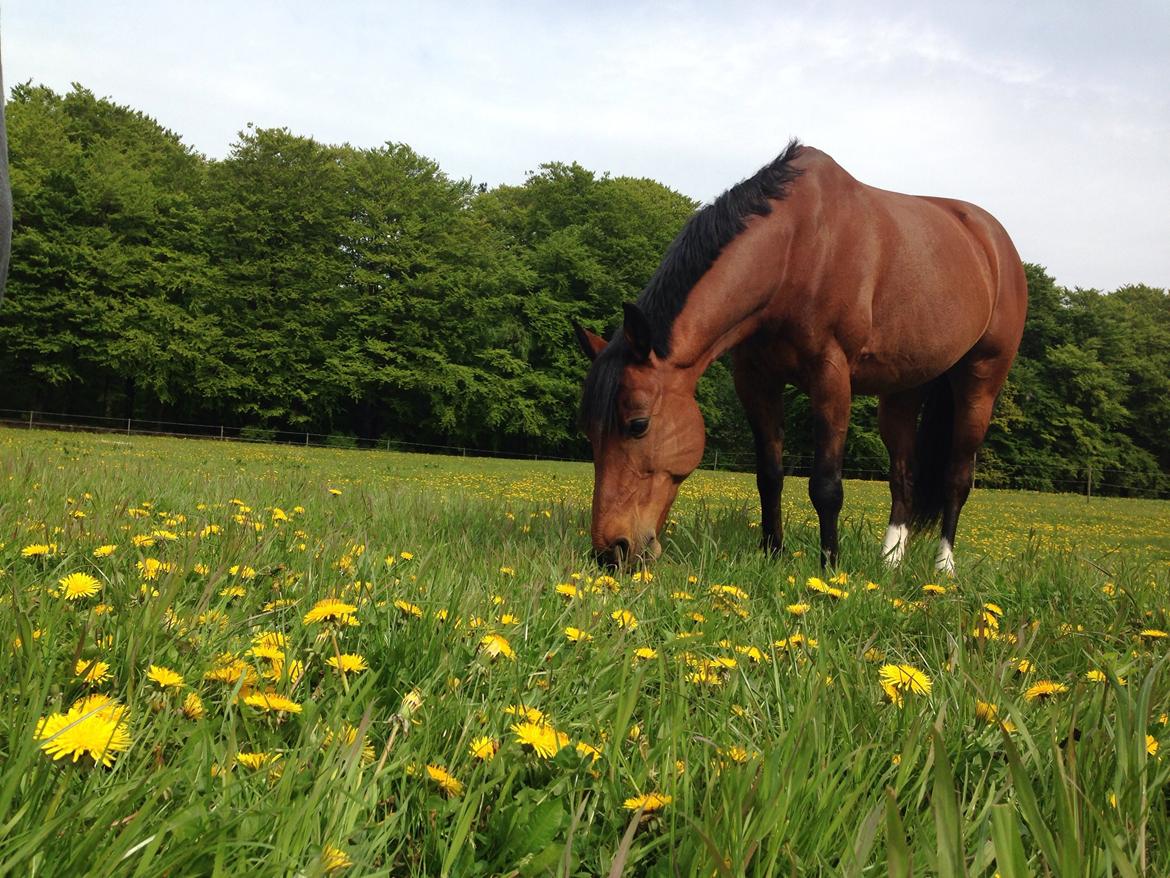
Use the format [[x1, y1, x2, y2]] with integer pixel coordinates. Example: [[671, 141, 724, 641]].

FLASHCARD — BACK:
[[5, 0, 1168, 291]]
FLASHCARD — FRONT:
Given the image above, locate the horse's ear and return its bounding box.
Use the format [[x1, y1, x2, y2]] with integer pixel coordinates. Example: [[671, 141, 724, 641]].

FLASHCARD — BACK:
[[573, 322, 607, 361], [622, 302, 652, 362]]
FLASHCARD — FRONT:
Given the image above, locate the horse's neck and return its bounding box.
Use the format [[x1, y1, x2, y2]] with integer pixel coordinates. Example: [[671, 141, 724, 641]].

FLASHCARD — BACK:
[[663, 222, 786, 377]]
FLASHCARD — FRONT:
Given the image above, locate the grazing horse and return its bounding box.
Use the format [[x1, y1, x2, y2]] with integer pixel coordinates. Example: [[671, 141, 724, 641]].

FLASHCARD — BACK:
[[575, 140, 1026, 572]]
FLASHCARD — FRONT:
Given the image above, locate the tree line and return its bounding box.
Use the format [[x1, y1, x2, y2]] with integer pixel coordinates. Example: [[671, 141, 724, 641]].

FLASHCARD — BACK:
[[1, 83, 1167, 496]]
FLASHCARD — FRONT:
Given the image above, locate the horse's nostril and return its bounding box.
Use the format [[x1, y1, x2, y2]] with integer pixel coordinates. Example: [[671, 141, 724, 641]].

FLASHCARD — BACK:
[[611, 538, 630, 559]]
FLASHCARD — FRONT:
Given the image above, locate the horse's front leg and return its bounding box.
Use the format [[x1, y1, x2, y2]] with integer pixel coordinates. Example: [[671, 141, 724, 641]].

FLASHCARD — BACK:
[[733, 354, 785, 554], [807, 358, 852, 569]]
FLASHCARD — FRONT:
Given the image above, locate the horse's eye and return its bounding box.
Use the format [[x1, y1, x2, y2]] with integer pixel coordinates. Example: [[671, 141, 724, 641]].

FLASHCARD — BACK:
[[628, 417, 650, 438]]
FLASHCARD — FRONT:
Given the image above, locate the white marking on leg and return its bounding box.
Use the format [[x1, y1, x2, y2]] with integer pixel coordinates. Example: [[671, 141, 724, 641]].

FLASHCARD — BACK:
[[935, 538, 955, 574], [881, 523, 908, 566]]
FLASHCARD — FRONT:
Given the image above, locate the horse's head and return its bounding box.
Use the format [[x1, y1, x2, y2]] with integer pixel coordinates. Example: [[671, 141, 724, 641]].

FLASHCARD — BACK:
[[575, 304, 706, 568]]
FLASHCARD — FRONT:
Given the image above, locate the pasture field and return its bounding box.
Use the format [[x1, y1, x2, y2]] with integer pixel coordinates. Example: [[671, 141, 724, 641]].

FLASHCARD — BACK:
[[1, 427, 1169, 877]]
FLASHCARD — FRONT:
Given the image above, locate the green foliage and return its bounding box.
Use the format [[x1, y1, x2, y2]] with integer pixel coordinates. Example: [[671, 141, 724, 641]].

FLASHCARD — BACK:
[[1, 83, 1167, 495]]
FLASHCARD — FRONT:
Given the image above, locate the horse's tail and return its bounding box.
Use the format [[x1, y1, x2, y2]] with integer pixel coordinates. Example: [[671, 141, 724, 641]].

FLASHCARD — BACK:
[[911, 377, 954, 532]]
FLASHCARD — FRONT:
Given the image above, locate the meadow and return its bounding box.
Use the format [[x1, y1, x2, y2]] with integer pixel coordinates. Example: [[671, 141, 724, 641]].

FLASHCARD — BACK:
[[1, 427, 1168, 877]]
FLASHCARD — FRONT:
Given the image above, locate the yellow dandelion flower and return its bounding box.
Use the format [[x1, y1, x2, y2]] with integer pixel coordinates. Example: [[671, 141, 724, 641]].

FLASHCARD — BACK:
[[878, 664, 932, 697], [1147, 735, 1159, 757], [22, 543, 57, 558], [1024, 680, 1068, 702], [594, 574, 620, 592], [321, 844, 353, 873], [236, 751, 279, 770], [147, 665, 184, 689], [394, 599, 423, 618], [511, 721, 569, 758], [1140, 629, 1168, 640], [611, 609, 638, 630], [576, 741, 601, 762], [58, 572, 101, 600], [323, 724, 376, 764], [479, 633, 515, 660], [182, 692, 205, 720], [470, 736, 498, 761], [426, 764, 463, 797], [243, 691, 303, 714], [303, 598, 358, 625], [75, 659, 112, 685], [564, 627, 592, 643], [326, 654, 369, 674], [499, 613, 521, 626], [623, 792, 671, 812], [399, 551, 413, 560], [631, 570, 653, 583], [633, 647, 658, 661], [786, 603, 810, 615], [327, 488, 343, 496], [555, 583, 580, 599], [92, 544, 117, 558], [36, 696, 130, 767], [922, 583, 947, 595]]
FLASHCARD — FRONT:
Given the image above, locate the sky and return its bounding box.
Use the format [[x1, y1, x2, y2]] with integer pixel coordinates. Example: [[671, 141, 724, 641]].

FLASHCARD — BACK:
[[4, 0, 1168, 291]]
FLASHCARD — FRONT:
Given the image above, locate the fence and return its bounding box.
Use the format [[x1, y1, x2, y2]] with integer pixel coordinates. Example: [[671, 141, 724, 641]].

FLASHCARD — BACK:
[[2, 408, 1168, 500]]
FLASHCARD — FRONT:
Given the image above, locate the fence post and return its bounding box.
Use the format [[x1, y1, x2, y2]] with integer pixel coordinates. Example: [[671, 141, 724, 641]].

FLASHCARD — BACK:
[[126, 418, 131, 436], [1087, 462, 1093, 500], [220, 425, 225, 440], [305, 432, 309, 447], [713, 449, 719, 470], [28, 410, 34, 429]]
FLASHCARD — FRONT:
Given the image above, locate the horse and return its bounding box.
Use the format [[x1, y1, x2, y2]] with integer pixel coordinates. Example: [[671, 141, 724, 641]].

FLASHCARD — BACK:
[[574, 140, 1027, 572]]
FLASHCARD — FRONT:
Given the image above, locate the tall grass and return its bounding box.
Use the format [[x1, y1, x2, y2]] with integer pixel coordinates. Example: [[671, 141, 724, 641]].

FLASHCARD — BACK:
[[0, 428, 1167, 876]]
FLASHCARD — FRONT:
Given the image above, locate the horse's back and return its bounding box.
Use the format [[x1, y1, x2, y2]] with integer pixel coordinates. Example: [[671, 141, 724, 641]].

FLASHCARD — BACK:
[[788, 148, 1026, 390]]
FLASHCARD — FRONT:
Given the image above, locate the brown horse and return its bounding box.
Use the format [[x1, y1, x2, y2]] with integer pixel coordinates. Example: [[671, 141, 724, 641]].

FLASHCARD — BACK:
[[575, 140, 1026, 572]]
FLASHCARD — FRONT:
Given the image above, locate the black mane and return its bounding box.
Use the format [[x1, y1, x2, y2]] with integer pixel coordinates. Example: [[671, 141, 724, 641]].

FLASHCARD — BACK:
[[579, 139, 804, 435]]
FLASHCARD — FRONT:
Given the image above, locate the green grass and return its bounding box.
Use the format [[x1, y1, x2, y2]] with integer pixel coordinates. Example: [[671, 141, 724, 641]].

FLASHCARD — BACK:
[[1, 427, 1168, 876]]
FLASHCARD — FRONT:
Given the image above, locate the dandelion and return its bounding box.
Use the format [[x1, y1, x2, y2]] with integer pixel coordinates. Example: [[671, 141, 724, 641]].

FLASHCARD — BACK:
[[36, 695, 131, 767], [576, 741, 601, 762], [1024, 680, 1068, 702], [470, 736, 498, 761], [182, 692, 205, 720], [631, 570, 653, 583], [499, 613, 521, 626], [236, 751, 279, 770], [633, 647, 658, 661], [786, 603, 810, 615], [611, 609, 638, 631], [321, 845, 353, 873], [922, 583, 947, 595], [1139, 629, 1168, 640], [303, 598, 358, 626], [623, 792, 671, 813], [328, 488, 343, 496], [21, 543, 57, 558], [511, 721, 569, 759], [879, 664, 932, 706], [58, 572, 101, 600], [393, 600, 423, 618], [137, 558, 175, 580], [479, 633, 515, 660], [242, 691, 303, 714], [555, 583, 580, 599], [426, 764, 464, 797], [1147, 735, 1159, 757], [324, 724, 376, 764], [147, 665, 184, 689], [75, 659, 112, 685], [92, 544, 117, 558], [564, 627, 592, 643], [326, 654, 369, 675]]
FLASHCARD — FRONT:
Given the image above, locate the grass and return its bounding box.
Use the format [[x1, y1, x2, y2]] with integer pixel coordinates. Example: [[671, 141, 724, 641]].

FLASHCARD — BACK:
[[1, 427, 1168, 876]]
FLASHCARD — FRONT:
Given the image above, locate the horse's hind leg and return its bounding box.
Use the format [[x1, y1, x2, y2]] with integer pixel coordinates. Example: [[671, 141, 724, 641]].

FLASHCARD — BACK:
[[937, 354, 1014, 572], [878, 389, 922, 565], [733, 353, 785, 554]]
